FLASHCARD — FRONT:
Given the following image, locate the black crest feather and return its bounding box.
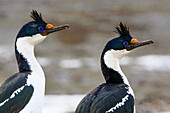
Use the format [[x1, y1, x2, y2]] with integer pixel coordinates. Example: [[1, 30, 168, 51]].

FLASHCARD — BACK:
[[30, 10, 44, 22], [115, 22, 130, 37]]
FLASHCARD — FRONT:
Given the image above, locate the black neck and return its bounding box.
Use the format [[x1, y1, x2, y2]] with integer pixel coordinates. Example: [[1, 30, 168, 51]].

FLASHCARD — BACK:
[[15, 43, 31, 72], [100, 52, 124, 84]]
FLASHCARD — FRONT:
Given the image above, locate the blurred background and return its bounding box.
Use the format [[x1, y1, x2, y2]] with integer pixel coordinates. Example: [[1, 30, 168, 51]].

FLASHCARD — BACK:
[[0, 0, 170, 113]]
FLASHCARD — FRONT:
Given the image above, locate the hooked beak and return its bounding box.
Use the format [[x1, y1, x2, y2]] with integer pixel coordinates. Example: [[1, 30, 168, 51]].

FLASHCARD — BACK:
[[41, 24, 70, 36], [125, 39, 154, 51]]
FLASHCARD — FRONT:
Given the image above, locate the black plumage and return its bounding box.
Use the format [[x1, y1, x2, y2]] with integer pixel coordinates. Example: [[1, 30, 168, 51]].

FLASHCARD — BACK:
[[0, 72, 34, 113], [76, 84, 134, 113], [114, 22, 130, 37], [30, 10, 44, 23], [16, 10, 47, 38], [15, 50, 31, 72]]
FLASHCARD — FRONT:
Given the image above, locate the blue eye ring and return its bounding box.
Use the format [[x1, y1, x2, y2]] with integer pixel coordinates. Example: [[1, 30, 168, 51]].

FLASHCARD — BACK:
[[123, 41, 129, 46], [38, 26, 44, 31]]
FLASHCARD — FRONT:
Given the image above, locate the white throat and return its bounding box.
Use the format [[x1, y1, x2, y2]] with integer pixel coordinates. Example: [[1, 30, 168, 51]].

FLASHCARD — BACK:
[[103, 49, 131, 86], [16, 34, 46, 72]]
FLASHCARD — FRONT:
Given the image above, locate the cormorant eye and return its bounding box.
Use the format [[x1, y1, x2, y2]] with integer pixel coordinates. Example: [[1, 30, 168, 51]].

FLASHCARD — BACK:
[[123, 41, 129, 46], [38, 26, 44, 31]]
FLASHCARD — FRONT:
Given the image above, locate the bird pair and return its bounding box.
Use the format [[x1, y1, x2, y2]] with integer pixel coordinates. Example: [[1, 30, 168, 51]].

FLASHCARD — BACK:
[[0, 10, 154, 113]]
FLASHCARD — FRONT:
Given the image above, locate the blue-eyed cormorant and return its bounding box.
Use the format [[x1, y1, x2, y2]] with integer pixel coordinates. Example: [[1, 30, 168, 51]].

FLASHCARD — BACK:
[[75, 23, 154, 113], [0, 10, 69, 113]]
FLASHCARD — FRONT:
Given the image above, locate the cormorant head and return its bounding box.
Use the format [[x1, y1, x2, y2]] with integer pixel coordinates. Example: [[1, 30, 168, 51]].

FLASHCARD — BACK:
[[16, 10, 69, 46], [102, 22, 154, 59]]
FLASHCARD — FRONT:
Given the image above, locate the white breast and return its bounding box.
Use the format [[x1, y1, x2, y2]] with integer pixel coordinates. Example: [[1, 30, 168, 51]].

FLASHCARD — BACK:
[[16, 35, 46, 113], [20, 71, 45, 113]]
